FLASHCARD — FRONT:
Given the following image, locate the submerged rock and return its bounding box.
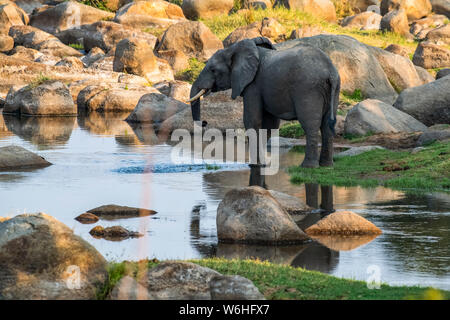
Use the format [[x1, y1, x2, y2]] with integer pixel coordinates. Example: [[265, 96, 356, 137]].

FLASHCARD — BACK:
[[217, 186, 309, 244], [0, 213, 108, 300], [305, 211, 382, 235], [0, 145, 51, 170], [89, 225, 143, 241], [87, 204, 157, 220], [75, 212, 99, 224]]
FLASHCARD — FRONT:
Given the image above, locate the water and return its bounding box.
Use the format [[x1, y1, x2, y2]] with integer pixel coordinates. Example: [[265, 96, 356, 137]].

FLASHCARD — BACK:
[[0, 113, 449, 290]]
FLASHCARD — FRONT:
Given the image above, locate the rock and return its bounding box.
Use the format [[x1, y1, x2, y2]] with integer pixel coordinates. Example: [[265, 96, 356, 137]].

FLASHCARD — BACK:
[[288, 25, 323, 39], [217, 186, 309, 244], [156, 49, 189, 73], [393, 76, 450, 126], [114, 0, 185, 29], [349, 0, 381, 13], [368, 46, 423, 92], [274, 0, 337, 22], [361, 132, 422, 149], [417, 124, 450, 145], [0, 34, 12, 51], [381, 0, 432, 21], [436, 68, 450, 79], [0, 213, 108, 299], [99, 0, 134, 12], [334, 145, 385, 158], [3, 80, 76, 116], [344, 99, 427, 136], [55, 56, 84, 69], [209, 275, 265, 300], [87, 204, 157, 220], [410, 15, 447, 39], [242, 0, 273, 9], [8, 45, 42, 61], [74, 213, 99, 224], [30, 1, 114, 35], [10, 0, 45, 14], [126, 92, 188, 123], [9, 25, 83, 58], [154, 80, 192, 102], [89, 225, 142, 241], [431, 0, 450, 18], [0, 145, 51, 170], [309, 234, 379, 251], [110, 276, 151, 300], [380, 9, 411, 37], [159, 89, 244, 133], [268, 190, 313, 215], [305, 211, 382, 235], [384, 43, 409, 58], [412, 41, 450, 69], [0, 1, 28, 34], [415, 65, 435, 84], [425, 24, 450, 45], [156, 21, 223, 62], [77, 83, 158, 112], [341, 11, 382, 30], [140, 261, 220, 300], [56, 21, 158, 53], [113, 38, 173, 82], [223, 17, 285, 47], [182, 0, 234, 20], [81, 47, 105, 67], [277, 35, 399, 104]]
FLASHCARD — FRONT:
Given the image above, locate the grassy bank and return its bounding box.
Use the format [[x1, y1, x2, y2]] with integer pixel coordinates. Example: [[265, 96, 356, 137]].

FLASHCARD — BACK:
[[99, 258, 449, 300], [289, 141, 450, 192]]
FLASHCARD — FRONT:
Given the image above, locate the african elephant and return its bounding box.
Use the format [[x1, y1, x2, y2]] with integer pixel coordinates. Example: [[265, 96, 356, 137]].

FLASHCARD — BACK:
[[188, 37, 340, 168]]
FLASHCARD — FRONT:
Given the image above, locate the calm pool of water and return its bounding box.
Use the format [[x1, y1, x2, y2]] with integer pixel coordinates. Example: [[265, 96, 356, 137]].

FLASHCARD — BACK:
[[0, 113, 449, 290]]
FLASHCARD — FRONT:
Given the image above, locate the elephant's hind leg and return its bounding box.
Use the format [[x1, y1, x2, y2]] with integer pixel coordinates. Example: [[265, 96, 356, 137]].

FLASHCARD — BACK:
[[319, 114, 334, 167]]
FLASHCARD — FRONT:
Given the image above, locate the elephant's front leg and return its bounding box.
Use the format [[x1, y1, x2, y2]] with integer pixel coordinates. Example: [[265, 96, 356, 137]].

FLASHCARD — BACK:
[[243, 84, 265, 166]]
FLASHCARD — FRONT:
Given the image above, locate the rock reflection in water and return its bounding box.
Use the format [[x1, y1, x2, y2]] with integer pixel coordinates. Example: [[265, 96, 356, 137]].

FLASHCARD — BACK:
[[2, 115, 75, 148]]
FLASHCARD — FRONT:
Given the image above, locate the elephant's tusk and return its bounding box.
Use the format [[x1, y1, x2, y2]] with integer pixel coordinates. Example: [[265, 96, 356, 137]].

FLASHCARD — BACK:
[[186, 89, 207, 103]]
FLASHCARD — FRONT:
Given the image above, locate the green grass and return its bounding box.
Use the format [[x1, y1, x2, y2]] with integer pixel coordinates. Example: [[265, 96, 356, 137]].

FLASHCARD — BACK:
[[68, 43, 84, 50], [289, 141, 450, 192], [206, 164, 221, 170], [279, 122, 305, 138], [80, 0, 111, 11], [28, 73, 52, 89], [97, 258, 449, 300], [175, 58, 206, 83]]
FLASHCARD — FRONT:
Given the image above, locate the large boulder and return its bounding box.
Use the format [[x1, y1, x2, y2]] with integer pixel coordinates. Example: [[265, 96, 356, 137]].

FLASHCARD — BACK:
[[276, 35, 399, 104], [344, 99, 427, 136], [126, 92, 188, 124], [305, 211, 382, 235], [9, 25, 82, 58], [393, 76, 450, 125], [182, 0, 234, 20], [55, 21, 158, 53], [367, 46, 423, 91], [113, 38, 174, 82], [430, 0, 450, 18], [380, 9, 412, 37], [6, 0, 43, 15], [114, 0, 185, 29], [425, 24, 450, 45], [274, 0, 337, 22], [349, 0, 381, 13], [159, 89, 243, 133], [77, 83, 158, 112], [415, 65, 435, 84], [30, 1, 114, 35], [340, 11, 382, 30], [380, 0, 432, 21], [436, 68, 450, 79], [217, 186, 309, 244], [7, 45, 42, 61], [3, 80, 76, 116], [156, 21, 223, 62], [0, 213, 108, 299], [410, 15, 447, 40], [417, 124, 450, 146], [223, 17, 285, 47], [154, 80, 192, 102], [0, 1, 28, 35], [0, 33, 12, 51], [412, 41, 450, 69], [0, 145, 51, 170], [209, 275, 265, 300]]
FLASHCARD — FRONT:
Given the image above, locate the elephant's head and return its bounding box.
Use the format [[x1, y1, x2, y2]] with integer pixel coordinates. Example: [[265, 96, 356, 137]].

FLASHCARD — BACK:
[[188, 37, 276, 126]]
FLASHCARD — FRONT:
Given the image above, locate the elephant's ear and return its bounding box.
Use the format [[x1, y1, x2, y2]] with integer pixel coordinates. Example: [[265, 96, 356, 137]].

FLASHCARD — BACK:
[[230, 40, 260, 100]]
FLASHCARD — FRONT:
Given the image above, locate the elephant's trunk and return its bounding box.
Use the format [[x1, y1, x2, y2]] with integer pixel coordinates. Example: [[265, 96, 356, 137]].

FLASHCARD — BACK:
[[190, 83, 207, 127]]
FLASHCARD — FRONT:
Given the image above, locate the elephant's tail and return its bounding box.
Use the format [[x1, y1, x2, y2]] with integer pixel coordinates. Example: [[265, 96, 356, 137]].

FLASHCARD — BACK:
[[327, 75, 340, 136]]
